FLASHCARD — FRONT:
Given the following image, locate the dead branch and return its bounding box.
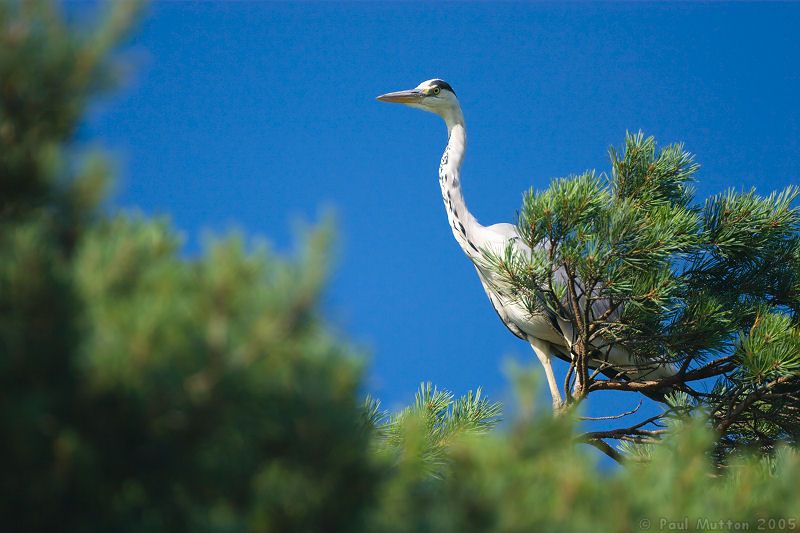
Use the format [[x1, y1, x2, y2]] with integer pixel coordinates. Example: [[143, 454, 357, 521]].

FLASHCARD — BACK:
[[579, 401, 643, 421]]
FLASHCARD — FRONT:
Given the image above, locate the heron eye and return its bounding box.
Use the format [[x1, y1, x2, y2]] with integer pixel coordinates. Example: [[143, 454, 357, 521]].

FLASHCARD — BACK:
[[433, 87, 441, 95]]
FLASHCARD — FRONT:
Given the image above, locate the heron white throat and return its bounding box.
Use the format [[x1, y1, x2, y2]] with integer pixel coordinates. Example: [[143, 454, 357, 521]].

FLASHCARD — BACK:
[[377, 79, 674, 410]]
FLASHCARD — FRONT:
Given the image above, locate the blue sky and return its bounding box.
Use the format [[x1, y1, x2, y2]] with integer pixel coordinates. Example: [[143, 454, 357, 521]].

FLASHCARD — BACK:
[[81, 3, 799, 423]]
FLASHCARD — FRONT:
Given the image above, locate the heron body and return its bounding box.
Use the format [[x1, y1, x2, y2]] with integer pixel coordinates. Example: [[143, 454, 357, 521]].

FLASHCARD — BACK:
[[378, 79, 673, 408]]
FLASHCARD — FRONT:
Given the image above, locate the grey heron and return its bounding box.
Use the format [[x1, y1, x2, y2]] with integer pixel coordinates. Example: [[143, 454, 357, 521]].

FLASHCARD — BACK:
[[377, 79, 674, 410]]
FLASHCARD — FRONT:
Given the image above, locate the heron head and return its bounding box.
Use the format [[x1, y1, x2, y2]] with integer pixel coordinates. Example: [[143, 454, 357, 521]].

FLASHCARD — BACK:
[[376, 79, 458, 118]]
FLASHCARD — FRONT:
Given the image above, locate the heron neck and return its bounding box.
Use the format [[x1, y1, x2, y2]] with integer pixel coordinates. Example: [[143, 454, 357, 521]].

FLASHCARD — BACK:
[[440, 109, 483, 259]]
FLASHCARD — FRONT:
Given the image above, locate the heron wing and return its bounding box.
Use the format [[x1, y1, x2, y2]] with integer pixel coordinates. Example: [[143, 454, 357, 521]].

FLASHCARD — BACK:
[[483, 222, 673, 378]]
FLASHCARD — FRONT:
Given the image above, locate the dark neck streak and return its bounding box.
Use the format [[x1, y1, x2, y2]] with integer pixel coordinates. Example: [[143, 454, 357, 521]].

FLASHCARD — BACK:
[[438, 113, 482, 260]]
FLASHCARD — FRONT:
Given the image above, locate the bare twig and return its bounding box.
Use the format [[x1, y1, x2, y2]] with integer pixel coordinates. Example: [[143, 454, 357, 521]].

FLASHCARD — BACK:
[[563, 358, 576, 404], [588, 359, 616, 381], [579, 427, 667, 441], [582, 438, 623, 464], [716, 376, 794, 434], [576, 409, 671, 452], [579, 400, 642, 421]]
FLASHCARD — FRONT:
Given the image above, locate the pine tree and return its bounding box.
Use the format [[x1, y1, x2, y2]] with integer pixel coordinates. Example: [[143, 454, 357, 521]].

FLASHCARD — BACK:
[[484, 131, 800, 460], [0, 3, 376, 530]]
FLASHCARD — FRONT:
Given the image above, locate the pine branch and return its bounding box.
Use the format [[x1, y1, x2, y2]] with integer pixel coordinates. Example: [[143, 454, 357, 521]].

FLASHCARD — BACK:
[[588, 355, 738, 394], [579, 401, 642, 421], [715, 375, 795, 434]]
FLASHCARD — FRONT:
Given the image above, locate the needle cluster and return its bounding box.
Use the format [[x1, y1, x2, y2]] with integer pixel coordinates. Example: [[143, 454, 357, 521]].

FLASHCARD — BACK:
[[484, 132, 800, 458]]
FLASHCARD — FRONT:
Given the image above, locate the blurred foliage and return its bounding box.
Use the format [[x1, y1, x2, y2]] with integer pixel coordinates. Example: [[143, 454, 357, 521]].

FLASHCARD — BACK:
[[3, 2, 800, 532], [368, 386, 800, 533], [0, 2, 374, 531]]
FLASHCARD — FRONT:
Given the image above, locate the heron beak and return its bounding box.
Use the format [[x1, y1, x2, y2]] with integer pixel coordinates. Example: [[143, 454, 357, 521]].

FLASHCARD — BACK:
[[376, 89, 423, 104]]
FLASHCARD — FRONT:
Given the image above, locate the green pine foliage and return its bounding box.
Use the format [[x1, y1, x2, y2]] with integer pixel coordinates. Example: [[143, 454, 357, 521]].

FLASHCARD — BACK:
[[1, 3, 375, 530], [369, 383, 502, 478], [368, 391, 800, 533], [3, 2, 800, 531], [484, 129, 800, 457]]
